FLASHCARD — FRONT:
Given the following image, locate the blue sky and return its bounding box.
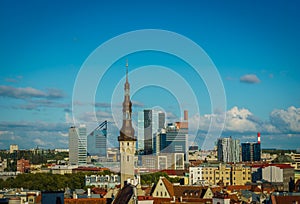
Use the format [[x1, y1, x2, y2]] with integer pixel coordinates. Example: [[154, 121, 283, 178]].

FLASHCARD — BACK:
[[0, 0, 299, 150]]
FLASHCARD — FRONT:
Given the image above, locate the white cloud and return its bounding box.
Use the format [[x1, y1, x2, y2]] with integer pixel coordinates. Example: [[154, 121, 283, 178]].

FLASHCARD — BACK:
[[0, 85, 64, 99], [189, 107, 258, 133], [34, 138, 46, 146], [240, 74, 260, 84], [270, 106, 300, 132], [225, 106, 257, 132]]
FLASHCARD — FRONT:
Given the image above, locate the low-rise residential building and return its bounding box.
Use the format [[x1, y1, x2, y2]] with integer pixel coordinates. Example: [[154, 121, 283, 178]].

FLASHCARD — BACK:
[[85, 174, 120, 189], [17, 158, 30, 173], [50, 165, 77, 175], [189, 163, 251, 186], [231, 164, 251, 185], [9, 144, 18, 154], [151, 177, 214, 203], [0, 157, 7, 172]]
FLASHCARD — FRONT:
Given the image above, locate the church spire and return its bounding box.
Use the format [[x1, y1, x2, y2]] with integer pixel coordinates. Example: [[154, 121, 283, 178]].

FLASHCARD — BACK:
[[126, 59, 128, 82], [118, 60, 136, 141]]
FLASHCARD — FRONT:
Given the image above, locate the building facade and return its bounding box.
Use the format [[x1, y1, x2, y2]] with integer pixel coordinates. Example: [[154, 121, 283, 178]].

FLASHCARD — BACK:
[[141, 152, 185, 170], [217, 137, 240, 163], [9, 144, 18, 154], [118, 62, 136, 188], [189, 163, 251, 186], [87, 120, 107, 157], [143, 109, 165, 155], [69, 125, 87, 165], [251, 163, 295, 191], [241, 142, 261, 162], [155, 119, 188, 162], [17, 158, 30, 173]]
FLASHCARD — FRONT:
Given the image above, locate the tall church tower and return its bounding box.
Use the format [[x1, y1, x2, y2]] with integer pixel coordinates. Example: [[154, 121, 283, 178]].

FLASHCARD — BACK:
[[118, 61, 136, 188]]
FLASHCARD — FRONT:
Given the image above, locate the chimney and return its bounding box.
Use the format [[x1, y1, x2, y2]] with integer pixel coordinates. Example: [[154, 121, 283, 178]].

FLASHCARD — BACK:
[[184, 110, 188, 121], [257, 132, 261, 144]]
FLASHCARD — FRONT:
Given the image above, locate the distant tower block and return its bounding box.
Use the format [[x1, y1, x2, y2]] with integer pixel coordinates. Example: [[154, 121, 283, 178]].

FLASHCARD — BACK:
[[257, 132, 261, 144], [184, 110, 188, 121]]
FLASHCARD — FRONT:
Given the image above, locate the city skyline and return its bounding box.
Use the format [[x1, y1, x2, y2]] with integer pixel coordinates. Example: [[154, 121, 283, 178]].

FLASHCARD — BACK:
[[0, 1, 299, 150]]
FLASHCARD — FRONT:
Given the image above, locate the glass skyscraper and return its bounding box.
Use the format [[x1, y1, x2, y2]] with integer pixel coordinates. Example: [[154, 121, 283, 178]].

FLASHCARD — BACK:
[[140, 109, 165, 155], [87, 121, 107, 157], [241, 142, 261, 162], [69, 125, 87, 165]]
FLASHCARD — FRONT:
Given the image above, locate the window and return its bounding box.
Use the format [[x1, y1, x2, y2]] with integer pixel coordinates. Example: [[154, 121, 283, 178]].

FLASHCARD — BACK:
[[165, 192, 167, 196], [161, 192, 163, 196], [127, 156, 129, 161], [156, 192, 158, 196]]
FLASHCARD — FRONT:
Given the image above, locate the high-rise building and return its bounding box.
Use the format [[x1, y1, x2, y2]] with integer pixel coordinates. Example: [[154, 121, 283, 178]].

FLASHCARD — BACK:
[[142, 109, 165, 155], [137, 111, 144, 152], [217, 137, 240, 163], [241, 142, 261, 162], [118, 61, 136, 188], [87, 121, 107, 157], [154, 111, 188, 162], [69, 125, 87, 165]]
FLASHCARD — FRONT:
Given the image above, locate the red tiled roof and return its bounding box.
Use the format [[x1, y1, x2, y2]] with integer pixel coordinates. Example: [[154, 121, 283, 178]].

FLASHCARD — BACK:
[[173, 186, 208, 198], [160, 169, 187, 176], [91, 187, 107, 196], [226, 185, 251, 191], [251, 163, 294, 169], [153, 197, 172, 204], [271, 195, 300, 204], [138, 196, 153, 200], [72, 167, 109, 171], [64, 198, 107, 204], [161, 177, 174, 197]]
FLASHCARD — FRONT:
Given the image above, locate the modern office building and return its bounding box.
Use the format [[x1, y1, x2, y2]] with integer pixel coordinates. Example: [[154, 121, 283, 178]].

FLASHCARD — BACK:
[[137, 111, 145, 152], [241, 142, 261, 162], [69, 125, 87, 165], [141, 152, 185, 170], [142, 109, 165, 155], [87, 121, 107, 157], [154, 111, 188, 162], [217, 137, 240, 163]]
